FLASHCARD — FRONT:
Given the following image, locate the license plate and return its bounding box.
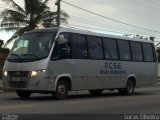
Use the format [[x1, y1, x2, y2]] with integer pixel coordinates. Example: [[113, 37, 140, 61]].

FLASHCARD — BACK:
[[12, 77, 20, 81]]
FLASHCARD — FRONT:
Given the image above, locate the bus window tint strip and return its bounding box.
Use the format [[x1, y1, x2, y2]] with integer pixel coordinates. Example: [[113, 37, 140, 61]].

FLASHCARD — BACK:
[[51, 32, 156, 63]]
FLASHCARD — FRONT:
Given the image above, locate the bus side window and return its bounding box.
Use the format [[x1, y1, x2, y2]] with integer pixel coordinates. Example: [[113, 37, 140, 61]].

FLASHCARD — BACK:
[[71, 34, 87, 59], [103, 38, 118, 60], [117, 40, 131, 61], [87, 36, 103, 59], [142, 43, 154, 62], [51, 33, 71, 60], [130, 42, 143, 62]]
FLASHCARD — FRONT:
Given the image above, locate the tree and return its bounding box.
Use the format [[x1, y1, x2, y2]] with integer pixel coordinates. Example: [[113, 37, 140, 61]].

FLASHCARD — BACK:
[[0, 39, 9, 76], [149, 36, 155, 42], [134, 34, 155, 41], [0, 40, 4, 48], [0, 0, 69, 47], [43, 10, 69, 27]]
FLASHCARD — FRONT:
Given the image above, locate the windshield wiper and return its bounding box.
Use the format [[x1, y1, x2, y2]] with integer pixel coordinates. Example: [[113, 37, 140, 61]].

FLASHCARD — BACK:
[[10, 54, 21, 59], [21, 54, 39, 59]]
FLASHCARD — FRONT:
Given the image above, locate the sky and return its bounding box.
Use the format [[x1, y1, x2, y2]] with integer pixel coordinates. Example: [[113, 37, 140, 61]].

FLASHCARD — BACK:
[[0, 0, 160, 45]]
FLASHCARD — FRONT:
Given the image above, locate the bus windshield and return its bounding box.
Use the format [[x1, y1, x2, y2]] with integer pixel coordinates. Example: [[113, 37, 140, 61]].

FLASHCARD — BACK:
[[7, 32, 57, 62]]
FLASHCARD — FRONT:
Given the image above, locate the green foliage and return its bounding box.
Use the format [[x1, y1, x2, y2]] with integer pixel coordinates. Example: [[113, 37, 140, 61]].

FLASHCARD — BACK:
[[0, 40, 4, 48], [0, 48, 10, 79], [0, 0, 69, 47], [149, 36, 155, 42], [0, 87, 16, 92], [134, 34, 155, 41], [0, 48, 10, 54]]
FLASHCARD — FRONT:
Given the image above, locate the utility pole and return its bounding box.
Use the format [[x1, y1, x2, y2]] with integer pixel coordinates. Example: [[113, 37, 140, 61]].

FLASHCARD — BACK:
[[55, 0, 61, 27]]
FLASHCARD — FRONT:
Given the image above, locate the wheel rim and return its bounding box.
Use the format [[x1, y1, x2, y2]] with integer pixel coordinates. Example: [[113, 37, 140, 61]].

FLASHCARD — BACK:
[[57, 85, 66, 97]]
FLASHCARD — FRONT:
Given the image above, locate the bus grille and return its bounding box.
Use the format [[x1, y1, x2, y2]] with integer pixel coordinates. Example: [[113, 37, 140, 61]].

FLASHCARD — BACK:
[[8, 71, 29, 77], [9, 81, 27, 88], [8, 71, 29, 88]]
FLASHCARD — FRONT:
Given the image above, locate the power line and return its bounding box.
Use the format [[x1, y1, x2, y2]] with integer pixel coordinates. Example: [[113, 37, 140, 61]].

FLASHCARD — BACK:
[[70, 16, 146, 30], [65, 24, 160, 45], [68, 11, 160, 35], [69, 19, 151, 36], [65, 6, 160, 40], [66, 22, 160, 39], [62, 0, 160, 34], [68, 14, 160, 37], [66, 23, 131, 35]]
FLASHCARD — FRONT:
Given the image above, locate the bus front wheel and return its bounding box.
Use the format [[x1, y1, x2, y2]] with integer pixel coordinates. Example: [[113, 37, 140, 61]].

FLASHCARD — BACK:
[[16, 90, 31, 99], [118, 79, 135, 95], [89, 89, 103, 96], [53, 80, 69, 100]]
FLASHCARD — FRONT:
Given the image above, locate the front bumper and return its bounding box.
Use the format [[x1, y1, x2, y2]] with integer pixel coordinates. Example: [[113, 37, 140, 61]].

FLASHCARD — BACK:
[[3, 71, 49, 91]]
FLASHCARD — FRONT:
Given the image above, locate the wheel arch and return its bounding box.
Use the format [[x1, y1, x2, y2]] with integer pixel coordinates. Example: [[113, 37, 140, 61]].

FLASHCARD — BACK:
[[54, 74, 72, 91], [127, 75, 136, 87]]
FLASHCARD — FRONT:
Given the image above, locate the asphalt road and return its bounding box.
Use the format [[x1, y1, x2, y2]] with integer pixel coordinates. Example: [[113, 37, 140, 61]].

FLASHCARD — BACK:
[[0, 86, 160, 114]]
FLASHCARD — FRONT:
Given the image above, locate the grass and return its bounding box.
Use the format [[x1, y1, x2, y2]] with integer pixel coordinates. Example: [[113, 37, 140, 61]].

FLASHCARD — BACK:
[[0, 80, 15, 92], [0, 87, 16, 93]]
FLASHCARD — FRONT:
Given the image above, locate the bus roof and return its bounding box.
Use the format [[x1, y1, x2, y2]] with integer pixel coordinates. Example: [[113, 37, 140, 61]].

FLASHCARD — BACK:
[[25, 27, 154, 44]]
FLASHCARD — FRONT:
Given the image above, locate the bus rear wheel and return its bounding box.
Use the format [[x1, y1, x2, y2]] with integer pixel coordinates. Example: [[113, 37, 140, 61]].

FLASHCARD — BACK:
[[16, 90, 31, 99], [89, 89, 103, 96], [118, 79, 135, 95], [53, 80, 69, 100]]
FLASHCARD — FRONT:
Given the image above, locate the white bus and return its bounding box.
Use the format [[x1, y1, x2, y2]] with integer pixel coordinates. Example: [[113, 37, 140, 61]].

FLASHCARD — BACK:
[[3, 27, 158, 100]]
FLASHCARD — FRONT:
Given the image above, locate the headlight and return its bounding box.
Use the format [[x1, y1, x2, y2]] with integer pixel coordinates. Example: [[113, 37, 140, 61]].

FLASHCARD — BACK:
[[31, 71, 38, 77], [31, 70, 46, 77], [4, 71, 8, 77]]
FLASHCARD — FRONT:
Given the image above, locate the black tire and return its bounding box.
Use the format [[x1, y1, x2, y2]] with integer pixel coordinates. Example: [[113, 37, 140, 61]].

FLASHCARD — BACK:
[[16, 90, 31, 99], [89, 89, 103, 96], [54, 80, 69, 100], [118, 79, 135, 95]]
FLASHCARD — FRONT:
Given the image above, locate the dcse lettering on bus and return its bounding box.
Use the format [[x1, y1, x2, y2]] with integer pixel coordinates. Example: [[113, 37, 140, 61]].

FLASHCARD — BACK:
[[104, 62, 122, 70]]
